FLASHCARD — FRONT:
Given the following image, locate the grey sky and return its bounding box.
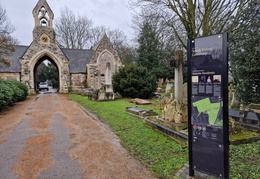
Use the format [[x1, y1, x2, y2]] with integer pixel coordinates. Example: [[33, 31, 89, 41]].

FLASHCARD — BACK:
[[1, 0, 134, 46]]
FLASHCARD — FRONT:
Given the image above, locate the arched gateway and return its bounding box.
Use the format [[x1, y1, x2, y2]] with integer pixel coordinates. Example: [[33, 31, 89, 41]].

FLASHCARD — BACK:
[[0, 0, 122, 95], [20, 0, 70, 94]]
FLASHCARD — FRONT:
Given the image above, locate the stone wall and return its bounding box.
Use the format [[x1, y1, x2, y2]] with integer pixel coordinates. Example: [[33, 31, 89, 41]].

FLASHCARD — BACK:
[[0, 73, 20, 81], [87, 64, 98, 89]]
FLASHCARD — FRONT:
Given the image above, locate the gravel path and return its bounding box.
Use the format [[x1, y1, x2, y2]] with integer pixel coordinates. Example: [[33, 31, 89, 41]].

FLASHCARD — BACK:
[[0, 93, 156, 179]]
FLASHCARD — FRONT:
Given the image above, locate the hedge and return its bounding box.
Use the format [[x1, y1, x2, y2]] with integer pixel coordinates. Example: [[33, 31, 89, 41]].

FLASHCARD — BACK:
[[0, 79, 28, 110]]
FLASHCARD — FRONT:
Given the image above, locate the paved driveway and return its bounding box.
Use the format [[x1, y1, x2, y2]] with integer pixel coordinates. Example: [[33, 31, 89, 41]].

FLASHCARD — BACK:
[[0, 93, 155, 179]]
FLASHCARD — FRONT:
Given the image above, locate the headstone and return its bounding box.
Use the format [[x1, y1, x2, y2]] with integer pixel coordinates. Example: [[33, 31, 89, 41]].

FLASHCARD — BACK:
[[126, 106, 158, 118], [162, 99, 188, 123], [165, 83, 174, 94], [130, 98, 152, 105], [97, 84, 114, 101], [182, 83, 188, 99], [231, 93, 240, 108], [156, 87, 164, 92]]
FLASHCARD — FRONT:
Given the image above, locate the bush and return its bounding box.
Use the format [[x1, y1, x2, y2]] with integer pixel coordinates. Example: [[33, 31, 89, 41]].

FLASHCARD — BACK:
[[0, 79, 28, 110], [112, 64, 157, 99], [9, 80, 28, 101], [0, 81, 15, 108], [0, 80, 23, 102]]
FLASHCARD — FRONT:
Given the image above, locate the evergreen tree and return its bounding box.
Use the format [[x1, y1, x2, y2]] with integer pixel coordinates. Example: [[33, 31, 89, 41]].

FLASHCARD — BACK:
[[137, 22, 161, 70], [36, 62, 59, 88], [137, 22, 173, 82], [46, 63, 59, 88], [112, 64, 157, 99], [230, 0, 260, 104]]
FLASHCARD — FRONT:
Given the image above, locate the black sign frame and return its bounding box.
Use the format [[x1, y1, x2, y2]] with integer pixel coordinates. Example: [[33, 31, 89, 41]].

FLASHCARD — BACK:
[[187, 33, 229, 179]]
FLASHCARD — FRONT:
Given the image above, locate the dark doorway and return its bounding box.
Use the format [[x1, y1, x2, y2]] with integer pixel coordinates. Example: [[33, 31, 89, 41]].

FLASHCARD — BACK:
[[34, 56, 59, 92]]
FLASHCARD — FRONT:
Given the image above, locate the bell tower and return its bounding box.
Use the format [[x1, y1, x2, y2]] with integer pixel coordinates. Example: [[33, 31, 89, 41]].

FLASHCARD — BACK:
[[19, 0, 70, 94], [33, 0, 54, 28], [32, 0, 56, 45]]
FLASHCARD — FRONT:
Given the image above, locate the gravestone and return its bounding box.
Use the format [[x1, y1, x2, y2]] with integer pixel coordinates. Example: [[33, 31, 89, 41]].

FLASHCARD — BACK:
[[126, 106, 158, 118], [130, 98, 152, 105], [165, 83, 174, 94], [162, 99, 188, 123]]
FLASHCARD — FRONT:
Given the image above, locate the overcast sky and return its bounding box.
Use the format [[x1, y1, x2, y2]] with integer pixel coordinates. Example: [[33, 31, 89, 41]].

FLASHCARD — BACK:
[[1, 0, 135, 46]]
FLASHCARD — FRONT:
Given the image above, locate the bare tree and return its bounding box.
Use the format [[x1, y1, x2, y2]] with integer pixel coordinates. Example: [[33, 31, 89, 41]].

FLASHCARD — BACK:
[[55, 7, 93, 49], [107, 28, 128, 51], [131, 0, 248, 48], [89, 25, 107, 48], [0, 4, 15, 67], [55, 6, 133, 63], [89, 25, 127, 49], [132, 8, 180, 65], [89, 26, 134, 64], [117, 45, 137, 65], [0, 4, 15, 35]]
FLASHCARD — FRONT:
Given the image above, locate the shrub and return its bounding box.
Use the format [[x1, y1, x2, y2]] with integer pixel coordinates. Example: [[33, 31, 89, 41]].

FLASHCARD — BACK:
[[112, 64, 157, 99], [9, 80, 28, 101], [1, 80, 23, 102], [0, 81, 15, 108], [0, 79, 28, 110]]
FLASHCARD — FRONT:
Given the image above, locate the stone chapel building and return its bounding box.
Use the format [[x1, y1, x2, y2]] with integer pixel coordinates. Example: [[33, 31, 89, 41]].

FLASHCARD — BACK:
[[0, 0, 122, 95]]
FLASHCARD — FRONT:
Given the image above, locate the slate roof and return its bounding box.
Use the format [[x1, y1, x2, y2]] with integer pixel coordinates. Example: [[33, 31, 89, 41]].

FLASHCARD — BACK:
[[0, 45, 28, 73], [0, 45, 94, 74], [61, 48, 94, 73]]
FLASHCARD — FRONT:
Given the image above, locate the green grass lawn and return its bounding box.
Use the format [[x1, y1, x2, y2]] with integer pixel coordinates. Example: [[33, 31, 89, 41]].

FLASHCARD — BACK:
[[70, 95, 187, 178], [230, 140, 260, 179], [69, 94, 259, 179]]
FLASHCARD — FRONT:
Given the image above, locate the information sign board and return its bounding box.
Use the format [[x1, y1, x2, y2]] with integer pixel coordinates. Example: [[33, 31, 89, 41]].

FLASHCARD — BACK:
[[187, 33, 229, 178]]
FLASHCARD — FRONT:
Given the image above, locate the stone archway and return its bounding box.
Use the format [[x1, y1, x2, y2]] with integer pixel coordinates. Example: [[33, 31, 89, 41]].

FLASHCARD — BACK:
[[21, 50, 70, 94], [33, 55, 60, 92], [30, 52, 62, 94]]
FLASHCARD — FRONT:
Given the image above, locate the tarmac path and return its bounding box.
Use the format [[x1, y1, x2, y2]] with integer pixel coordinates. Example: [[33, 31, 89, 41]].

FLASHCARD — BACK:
[[0, 92, 156, 179]]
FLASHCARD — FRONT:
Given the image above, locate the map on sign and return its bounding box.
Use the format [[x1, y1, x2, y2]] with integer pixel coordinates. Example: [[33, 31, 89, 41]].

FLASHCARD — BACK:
[[192, 97, 222, 126]]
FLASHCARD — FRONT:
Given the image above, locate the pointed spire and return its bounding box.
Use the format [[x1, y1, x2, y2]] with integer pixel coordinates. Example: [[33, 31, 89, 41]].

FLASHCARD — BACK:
[[100, 33, 111, 45], [103, 33, 108, 39]]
